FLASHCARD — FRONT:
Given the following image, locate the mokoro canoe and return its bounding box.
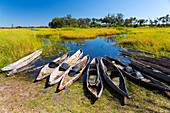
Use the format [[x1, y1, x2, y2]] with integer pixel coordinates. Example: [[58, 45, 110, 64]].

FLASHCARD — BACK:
[[106, 56, 170, 92], [58, 55, 90, 90], [100, 58, 131, 98], [120, 49, 153, 56], [120, 49, 170, 69], [137, 56, 170, 69], [135, 58, 170, 75], [87, 58, 103, 98], [36, 53, 69, 81], [130, 59, 170, 83], [48, 49, 83, 85], [122, 49, 170, 62], [1, 49, 43, 72]]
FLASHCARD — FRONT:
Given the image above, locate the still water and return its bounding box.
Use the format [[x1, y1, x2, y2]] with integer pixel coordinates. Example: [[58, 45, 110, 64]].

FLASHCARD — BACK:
[[65, 36, 126, 59], [30, 36, 129, 78]]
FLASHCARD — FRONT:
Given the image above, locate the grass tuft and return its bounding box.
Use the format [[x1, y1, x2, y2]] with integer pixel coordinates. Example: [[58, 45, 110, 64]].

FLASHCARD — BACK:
[[116, 28, 170, 57]]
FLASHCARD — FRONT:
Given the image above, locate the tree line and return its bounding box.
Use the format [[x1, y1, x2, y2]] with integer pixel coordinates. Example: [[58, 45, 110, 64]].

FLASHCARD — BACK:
[[49, 14, 170, 28]]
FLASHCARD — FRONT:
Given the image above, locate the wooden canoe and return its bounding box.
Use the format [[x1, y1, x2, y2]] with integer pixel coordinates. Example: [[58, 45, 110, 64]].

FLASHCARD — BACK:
[[122, 49, 170, 62], [130, 59, 170, 83], [87, 58, 103, 98], [120, 49, 153, 57], [48, 49, 83, 85], [106, 56, 170, 92], [120, 49, 170, 69], [137, 56, 170, 69], [100, 58, 131, 98], [135, 58, 170, 75], [36, 53, 69, 81], [58, 55, 90, 90], [1, 49, 43, 72]]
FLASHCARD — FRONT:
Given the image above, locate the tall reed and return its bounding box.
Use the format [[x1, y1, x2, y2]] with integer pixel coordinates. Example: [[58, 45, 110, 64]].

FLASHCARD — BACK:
[[0, 29, 43, 67], [117, 28, 170, 56]]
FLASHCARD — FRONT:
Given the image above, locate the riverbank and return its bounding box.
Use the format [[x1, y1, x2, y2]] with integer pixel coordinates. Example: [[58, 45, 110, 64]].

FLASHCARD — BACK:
[[0, 73, 169, 112], [0, 28, 119, 68], [34, 27, 119, 39], [116, 27, 170, 57], [0, 28, 170, 112]]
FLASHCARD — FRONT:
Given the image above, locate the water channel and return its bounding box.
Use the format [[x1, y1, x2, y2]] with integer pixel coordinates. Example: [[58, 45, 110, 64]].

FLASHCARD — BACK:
[[30, 35, 130, 78]]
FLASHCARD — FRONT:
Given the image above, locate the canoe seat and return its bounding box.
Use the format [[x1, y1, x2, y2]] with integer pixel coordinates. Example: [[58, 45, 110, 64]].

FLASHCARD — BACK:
[[131, 71, 144, 79], [68, 66, 81, 77], [88, 63, 99, 86], [59, 63, 70, 71], [49, 62, 59, 68], [88, 75, 99, 86], [124, 66, 133, 73], [141, 78, 151, 82], [110, 70, 120, 79]]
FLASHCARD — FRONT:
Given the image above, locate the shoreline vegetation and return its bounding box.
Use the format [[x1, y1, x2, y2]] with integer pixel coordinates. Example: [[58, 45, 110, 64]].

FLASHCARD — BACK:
[[0, 27, 170, 112], [1, 27, 170, 67], [116, 27, 170, 57], [0, 28, 119, 68]]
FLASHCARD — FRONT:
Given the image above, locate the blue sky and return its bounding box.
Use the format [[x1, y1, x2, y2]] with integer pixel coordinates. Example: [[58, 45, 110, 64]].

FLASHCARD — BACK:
[[0, 0, 170, 27]]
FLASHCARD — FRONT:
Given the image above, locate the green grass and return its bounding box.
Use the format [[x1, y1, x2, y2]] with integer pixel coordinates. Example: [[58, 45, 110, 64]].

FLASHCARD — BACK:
[[0, 74, 169, 113], [0, 27, 119, 68], [0, 28, 170, 112], [0, 29, 68, 68], [0, 29, 43, 68], [34, 27, 120, 39], [116, 27, 170, 57]]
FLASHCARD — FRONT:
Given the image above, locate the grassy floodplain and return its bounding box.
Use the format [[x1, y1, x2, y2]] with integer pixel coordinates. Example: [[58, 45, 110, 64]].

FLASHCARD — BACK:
[[0, 28, 119, 68], [116, 27, 170, 57], [0, 27, 170, 112], [35, 27, 119, 39], [0, 29, 43, 68]]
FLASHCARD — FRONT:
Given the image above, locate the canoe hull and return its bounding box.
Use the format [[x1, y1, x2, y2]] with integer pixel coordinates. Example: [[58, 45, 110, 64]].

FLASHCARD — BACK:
[[86, 58, 103, 98], [130, 59, 170, 83], [48, 49, 83, 85], [100, 58, 131, 99], [36, 53, 69, 81], [106, 56, 170, 92], [58, 55, 90, 90], [2, 49, 42, 72]]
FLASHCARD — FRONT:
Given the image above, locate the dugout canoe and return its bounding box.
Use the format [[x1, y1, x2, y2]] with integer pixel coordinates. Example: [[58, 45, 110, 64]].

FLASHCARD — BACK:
[[2, 49, 42, 72], [36, 53, 69, 81], [48, 49, 83, 85], [135, 58, 170, 75], [86, 58, 103, 98], [106, 56, 170, 92], [58, 55, 90, 90], [120, 49, 170, 69], [122, 49, 170, 62], [130, 59, 170, 84], [100, 58, 131, 98]]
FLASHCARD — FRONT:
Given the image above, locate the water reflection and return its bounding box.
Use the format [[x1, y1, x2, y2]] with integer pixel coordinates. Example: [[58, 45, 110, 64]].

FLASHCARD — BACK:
[[64, 36, 125, 60], [39, 36, 130, 66], [29, 35, 130, 78]]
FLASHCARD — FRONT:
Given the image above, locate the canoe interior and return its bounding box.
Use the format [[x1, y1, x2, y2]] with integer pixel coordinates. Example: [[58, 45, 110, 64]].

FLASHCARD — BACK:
[[101, 58, 131, 98], [106, 56, 170, 92], [87, 58, 103, 98]]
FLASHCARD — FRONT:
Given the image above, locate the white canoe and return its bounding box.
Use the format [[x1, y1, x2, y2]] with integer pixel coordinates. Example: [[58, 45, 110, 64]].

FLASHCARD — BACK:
[[36, 53, 69, 81], [2, 49, 43, 72], [58, 55, 90, 90], [48, 49, 83, 85]]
